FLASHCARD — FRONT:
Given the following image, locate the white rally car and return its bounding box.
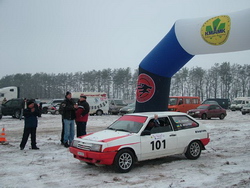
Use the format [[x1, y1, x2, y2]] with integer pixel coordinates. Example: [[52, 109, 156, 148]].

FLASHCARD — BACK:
[[69, 112, 210, 173]]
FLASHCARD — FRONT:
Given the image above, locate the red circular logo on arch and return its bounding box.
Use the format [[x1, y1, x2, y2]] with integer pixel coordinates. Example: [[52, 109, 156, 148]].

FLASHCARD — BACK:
[[136, 73, 155, 103]]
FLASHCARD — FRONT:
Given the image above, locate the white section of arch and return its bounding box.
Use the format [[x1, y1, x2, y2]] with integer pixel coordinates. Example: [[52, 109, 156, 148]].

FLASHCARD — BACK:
[[175, 8, 250, 55]]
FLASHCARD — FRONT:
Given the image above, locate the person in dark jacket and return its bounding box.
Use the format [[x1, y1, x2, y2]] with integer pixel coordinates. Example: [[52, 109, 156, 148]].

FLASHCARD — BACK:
[[75, 94, 90, 137], [60, 91, 77, 148], [20, 99, 40, 150]]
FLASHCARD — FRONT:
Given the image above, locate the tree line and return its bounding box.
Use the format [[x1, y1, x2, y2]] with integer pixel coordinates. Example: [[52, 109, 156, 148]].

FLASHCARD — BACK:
[[0, 62, 249, 102]]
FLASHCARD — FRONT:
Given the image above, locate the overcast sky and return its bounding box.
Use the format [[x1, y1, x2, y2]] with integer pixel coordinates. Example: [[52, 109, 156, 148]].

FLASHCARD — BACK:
[[1, 0, 250, 78]]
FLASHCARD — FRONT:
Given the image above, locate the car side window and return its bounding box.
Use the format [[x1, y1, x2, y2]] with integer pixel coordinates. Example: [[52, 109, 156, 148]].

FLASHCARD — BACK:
[[150, 117, 173, 134], [169, 115, 199, 131]]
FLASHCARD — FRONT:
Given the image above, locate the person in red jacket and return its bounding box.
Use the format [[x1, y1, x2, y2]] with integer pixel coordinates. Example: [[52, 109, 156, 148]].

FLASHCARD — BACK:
[[75, 94, 90, 137]]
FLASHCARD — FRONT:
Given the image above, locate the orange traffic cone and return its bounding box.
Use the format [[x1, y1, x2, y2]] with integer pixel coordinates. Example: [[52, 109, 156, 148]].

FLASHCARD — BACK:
[[0, 127, 8, 145]]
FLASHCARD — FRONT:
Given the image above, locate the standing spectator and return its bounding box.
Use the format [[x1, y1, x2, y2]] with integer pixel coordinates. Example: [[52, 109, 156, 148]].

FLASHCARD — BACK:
[[60, 91, 77, 148], [75, 94, 90, 137], [20, 99, 40, 150], [2, 97, 7, 104]]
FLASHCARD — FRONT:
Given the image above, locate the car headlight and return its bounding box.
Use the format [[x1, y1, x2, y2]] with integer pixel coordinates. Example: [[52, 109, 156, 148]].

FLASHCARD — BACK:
[[91, 144, 102, 152], [195, 111, 200, 114], [72, 140, 80, 147]]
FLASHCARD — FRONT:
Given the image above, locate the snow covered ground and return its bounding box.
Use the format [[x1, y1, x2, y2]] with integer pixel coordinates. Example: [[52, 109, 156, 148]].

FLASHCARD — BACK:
[[1, 111, 250, 188]]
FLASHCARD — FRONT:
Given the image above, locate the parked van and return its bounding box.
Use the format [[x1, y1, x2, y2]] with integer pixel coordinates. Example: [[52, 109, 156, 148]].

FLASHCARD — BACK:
[[71, 92, 109, 115], [230, 97, 250, 111], [168, 96, 201, 113], [202, 98, 230, 109]]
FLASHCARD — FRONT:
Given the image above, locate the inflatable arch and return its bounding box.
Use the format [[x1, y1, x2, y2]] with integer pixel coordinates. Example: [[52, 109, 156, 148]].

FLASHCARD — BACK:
[[135, 8, 250, 112]]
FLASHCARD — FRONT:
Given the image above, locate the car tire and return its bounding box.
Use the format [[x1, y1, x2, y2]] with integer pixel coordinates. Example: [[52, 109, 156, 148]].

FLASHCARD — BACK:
[[242, 112, 246, 115], [113, 149, 135, 173], [42, 108, 48, 114], [96, 110, 103, 116], [0, 114, 2, 119], [219, 113, 225, 119], [14, 110, 21, 119], [185, 141, 201, 160], [201, 114, 207, 120]]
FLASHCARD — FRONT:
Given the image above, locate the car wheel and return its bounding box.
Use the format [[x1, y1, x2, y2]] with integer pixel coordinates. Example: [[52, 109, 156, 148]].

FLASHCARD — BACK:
[[219, 113, 225, 119], [242, 112, 246, 115], [185, 141, 201, 160], [42, 108, 48, 114], [0, 114, 2, 119], [113, 149, 135, 173], [55, 110, 60, 115], [96, 110, 103, 116], [14, 110, 21, 119], [201, 114, 207, 119]]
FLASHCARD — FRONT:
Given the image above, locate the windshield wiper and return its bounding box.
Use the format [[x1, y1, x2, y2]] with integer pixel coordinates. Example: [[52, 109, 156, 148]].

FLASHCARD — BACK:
[[107, 127, 115, 130]]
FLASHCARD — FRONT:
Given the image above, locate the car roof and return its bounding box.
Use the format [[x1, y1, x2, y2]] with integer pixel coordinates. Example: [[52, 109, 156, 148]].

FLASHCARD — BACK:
[[125, 111, 187, 118], [200, 104, 219, 107]]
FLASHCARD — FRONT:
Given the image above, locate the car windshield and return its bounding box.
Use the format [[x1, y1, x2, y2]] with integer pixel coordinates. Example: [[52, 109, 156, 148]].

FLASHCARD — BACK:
[[107, 115, 147, 133], [127, 103, 135, 107], [203, 101, 218, 104], [169, 98, 178, 105], [197, 105, 209, 109], [243, 104, 250, 107], [232, 100, 243, 105], [114, 100, 127, 106]]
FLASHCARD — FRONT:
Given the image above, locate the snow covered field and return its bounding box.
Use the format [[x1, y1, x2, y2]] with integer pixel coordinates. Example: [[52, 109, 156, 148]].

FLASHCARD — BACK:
[[1, 111, 250, 188]]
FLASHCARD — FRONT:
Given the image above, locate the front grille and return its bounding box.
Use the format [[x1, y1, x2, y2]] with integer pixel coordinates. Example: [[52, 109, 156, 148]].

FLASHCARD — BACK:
[[77, 142, 91, 150]]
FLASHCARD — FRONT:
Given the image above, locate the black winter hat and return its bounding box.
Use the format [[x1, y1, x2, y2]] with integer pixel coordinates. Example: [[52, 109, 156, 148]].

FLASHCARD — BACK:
[[27, 99, 35, 106], [65, 91, 71, 96]]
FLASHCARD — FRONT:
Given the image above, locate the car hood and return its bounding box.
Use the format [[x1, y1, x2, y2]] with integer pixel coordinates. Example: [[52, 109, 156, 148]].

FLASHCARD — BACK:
[[79, 130, 133, 143], [188, 109, 203, 112]]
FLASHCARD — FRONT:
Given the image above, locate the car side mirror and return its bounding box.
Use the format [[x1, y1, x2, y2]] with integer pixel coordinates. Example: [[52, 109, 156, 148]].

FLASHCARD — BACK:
[[141, 130, 151, 136]]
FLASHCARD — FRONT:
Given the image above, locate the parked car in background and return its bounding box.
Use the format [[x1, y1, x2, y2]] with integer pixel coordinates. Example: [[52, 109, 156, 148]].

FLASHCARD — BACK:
[[108, 99, 127, 115], [1, 98, 24, 119], [202, 98, 230, 109], [187, 104, 227, 120], [42, 99, 64, 114], [241, 104, 250, 115], [69, 111, 210, 173], [119, 102, 135, 115], [230, 97, 250, 111], [48, 103, 60, 115]]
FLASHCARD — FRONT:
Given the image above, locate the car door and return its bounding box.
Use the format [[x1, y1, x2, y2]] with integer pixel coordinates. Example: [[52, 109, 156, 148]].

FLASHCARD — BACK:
[[2, 100, 13, 115], [140, 117, 178, 161], [169, 115, 200, 152], [210, 105, 220, 117]]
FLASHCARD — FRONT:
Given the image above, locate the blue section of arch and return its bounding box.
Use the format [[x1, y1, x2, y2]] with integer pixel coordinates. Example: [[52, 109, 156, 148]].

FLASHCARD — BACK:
[[139, 24, 194, 78]]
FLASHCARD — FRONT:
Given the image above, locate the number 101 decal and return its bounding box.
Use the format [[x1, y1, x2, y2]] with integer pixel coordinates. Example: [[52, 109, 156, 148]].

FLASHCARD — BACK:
[[150, 140, 166, 150]]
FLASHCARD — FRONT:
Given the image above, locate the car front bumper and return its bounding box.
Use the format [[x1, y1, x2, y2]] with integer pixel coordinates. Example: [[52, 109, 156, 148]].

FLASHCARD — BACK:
[[69, 147, 117, 165]]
